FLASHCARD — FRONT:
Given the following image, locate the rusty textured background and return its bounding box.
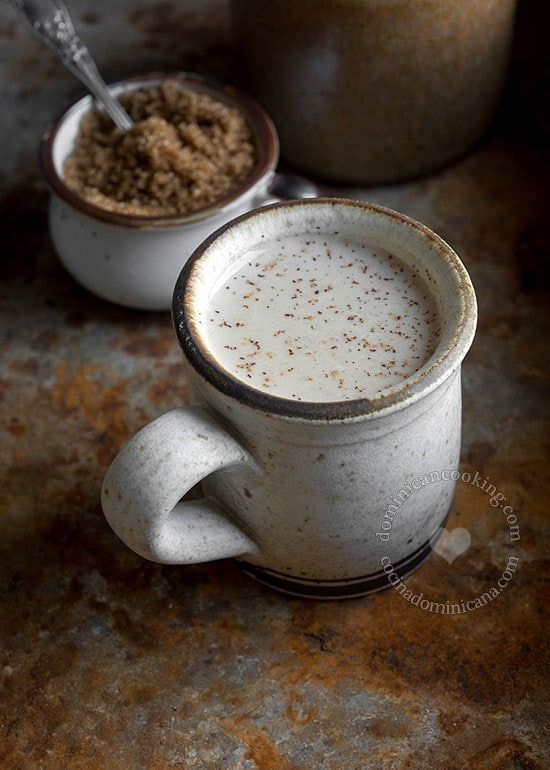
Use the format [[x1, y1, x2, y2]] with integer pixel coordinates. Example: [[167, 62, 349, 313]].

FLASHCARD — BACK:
[[0, 1, 548, 768]]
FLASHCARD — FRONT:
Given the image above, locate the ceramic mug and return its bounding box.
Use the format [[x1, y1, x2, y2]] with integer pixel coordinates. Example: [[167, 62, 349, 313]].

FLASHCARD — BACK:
[[41, 72, 318, 311], [101, 198, 477, 599]]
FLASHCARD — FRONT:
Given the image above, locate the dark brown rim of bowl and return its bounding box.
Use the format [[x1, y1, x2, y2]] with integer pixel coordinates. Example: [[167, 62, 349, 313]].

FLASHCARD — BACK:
[[172, 198, 478, 422], [40, 72, 279, 229]]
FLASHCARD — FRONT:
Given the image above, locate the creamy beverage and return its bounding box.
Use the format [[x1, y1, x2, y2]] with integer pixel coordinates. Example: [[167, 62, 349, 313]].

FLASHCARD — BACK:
[[204, 234, 441, 401]]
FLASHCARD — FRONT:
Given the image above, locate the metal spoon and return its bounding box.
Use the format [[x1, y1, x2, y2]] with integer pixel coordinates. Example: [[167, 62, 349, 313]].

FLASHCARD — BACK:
[[268, 171, 321, 200], [7, 0, 133, 130]]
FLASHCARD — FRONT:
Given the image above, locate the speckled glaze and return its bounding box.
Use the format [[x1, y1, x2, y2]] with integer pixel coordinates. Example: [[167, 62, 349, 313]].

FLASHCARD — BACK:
[[42, 72, 316, 311], [231, 0, 517, 183], [101, 199, 477, 598]]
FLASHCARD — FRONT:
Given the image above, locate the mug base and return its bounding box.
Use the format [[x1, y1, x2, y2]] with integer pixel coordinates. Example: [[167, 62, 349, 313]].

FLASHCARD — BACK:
[[238, 533, 439, 600]]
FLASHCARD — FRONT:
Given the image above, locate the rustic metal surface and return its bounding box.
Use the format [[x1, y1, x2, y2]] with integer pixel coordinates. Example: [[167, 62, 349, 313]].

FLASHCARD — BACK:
[[0, 1, 548, 768]]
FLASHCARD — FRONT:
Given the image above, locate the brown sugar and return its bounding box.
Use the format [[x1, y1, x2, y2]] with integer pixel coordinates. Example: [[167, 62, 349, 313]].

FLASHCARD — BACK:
[[63, 80, 257, 217]]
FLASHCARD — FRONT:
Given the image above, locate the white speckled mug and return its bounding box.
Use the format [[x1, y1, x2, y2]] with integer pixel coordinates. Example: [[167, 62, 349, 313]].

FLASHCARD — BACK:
[[101, 199, 477, 599]]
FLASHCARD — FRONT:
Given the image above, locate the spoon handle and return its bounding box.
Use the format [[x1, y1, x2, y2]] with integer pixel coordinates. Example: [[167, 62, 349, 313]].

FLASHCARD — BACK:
[[8, 0, 133, 130]]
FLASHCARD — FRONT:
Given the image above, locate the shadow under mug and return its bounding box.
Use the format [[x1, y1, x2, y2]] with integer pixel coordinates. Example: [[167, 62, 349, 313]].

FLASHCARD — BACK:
[[101, 198, 477, 599]]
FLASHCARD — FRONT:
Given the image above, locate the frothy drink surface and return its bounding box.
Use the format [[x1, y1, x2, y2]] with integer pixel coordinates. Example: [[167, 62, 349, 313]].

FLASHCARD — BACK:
[[205, 235, 441, 401]]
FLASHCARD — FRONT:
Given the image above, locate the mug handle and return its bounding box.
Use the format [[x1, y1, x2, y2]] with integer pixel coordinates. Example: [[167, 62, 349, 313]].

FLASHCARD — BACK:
[[101, 405, 260, 564]]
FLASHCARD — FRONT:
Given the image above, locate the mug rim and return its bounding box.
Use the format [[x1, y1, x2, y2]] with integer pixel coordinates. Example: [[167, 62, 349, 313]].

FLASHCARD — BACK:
[[40, 71, 280, 229], [172, 198, 478, 421]]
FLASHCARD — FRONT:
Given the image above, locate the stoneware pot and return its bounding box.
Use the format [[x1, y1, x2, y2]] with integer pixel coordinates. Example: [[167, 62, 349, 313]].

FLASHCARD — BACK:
[[41, 72, 318, 311], [101, 198, 477, 599], [231, 0, 517, 184]]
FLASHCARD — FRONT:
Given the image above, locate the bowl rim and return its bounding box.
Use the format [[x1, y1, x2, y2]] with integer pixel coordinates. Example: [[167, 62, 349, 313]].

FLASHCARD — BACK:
[[40, 71, 280, 229]]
